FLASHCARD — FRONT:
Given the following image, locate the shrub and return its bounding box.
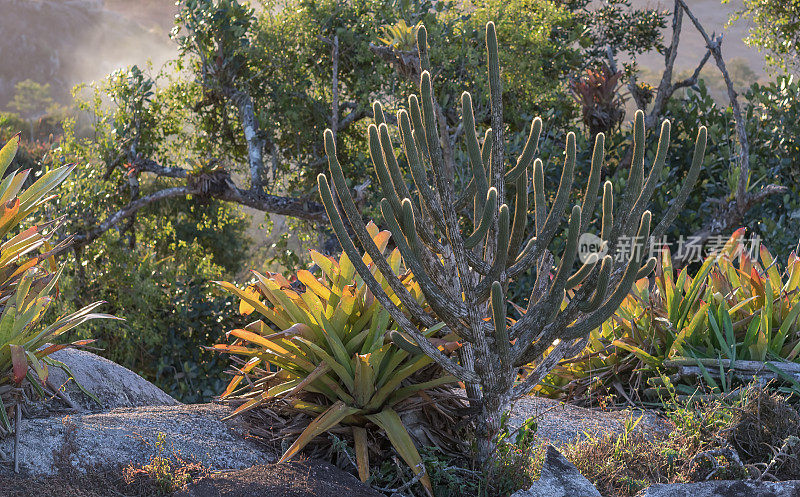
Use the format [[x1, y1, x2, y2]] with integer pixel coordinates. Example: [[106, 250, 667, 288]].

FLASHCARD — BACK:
[[213, 222, 460, 496], [60, 239, 245, 403], [545, 228, 800, 403]]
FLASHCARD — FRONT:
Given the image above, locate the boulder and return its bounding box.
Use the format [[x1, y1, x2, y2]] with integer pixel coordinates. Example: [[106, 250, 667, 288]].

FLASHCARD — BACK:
[[174, 460, 383, 497], [511, 445, 600, 497], [0, 404, 274, 475], [45, 348, 179, 411], [636, 480, 800, 496]]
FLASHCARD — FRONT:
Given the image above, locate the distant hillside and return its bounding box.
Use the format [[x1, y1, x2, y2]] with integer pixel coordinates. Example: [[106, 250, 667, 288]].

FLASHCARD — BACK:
[[0, 0, 178, 109]]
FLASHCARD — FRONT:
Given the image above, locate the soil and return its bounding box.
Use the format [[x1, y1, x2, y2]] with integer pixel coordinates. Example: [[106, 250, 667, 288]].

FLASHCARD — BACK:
[[0, 459, 381, 497], [173, 460, 383, 497], [0, 466, 167, 497]]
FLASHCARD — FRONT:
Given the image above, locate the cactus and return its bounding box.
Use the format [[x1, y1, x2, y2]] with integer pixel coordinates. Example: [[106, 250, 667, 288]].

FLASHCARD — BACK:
[[317, 22, 707, 464]]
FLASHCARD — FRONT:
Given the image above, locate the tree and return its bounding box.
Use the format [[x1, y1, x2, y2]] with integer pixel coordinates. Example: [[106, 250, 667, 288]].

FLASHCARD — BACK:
[[63, 0, 585, 249], [728, 0, 800, 71], [318, 23, 707, 464], [8, 80, 54, 119]]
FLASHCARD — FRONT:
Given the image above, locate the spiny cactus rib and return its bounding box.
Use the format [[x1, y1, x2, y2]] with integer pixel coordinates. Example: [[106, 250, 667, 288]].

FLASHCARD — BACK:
[[601, 181, 613, 241], [389, 330, 424, 355], [580, 133, 605, 234], [316, 173, 476, 384], [509, 132, 576, 278], [507, 170, 528, 262], [566, 253, 599, 290], [465, 188, 498, 249], [373, 101, 386, 128], [462, 92, 489, 209], [568, 211, 653, 336], [577, 255, 612, 312], [652, 126, 707, 239], [409, 95, 430, 161], [369, 125, 403, 217], [490, 281, 510, 364], [533, 158, 546, 234], [506, 117, 542, 184], [636, 257, 657, 279]]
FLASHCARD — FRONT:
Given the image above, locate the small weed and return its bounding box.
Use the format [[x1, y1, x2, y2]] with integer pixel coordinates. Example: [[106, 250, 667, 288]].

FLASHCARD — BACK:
[[122, 433, 208, 494]]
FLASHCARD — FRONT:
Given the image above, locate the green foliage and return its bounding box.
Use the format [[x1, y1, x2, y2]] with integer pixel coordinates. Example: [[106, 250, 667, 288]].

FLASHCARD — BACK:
[[562, 0, 668, 74], [658, 76, 800, 259], [8, 80, 55, 119], [544, 230, 800, 403], [57, 237, 245, 404], [0, 136, 113, 432], [44, 65, 251, 402], [728, 0, 800, 71], [214, 223, 462, 495]]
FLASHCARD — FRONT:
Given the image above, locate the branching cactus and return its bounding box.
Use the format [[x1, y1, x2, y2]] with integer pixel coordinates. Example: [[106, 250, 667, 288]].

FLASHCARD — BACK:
[[317, 22, 707, 463]]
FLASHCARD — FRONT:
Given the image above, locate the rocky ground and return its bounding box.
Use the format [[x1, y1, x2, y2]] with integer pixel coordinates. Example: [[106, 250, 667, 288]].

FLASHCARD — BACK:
[[3, 349, 800, 496]]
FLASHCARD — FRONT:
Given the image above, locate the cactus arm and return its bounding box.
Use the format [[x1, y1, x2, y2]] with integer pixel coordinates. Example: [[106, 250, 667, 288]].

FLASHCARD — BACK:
[[462, 92, 490, 212], [576, 255, 612, 312], [548, 205, 582, 294], [398, 112, 446, 232], [416, 24, 432, 73], [516, 212, 652, 364], [507, 206, 581, 345], [505, 117, 542, 184], [318, 173, 478, 383], [651, 126, 707, 240], [626, 120, 670, 238], [491, 281, 512, 374], [507, 170, 528, 262], [562, 211, 653, 340], [508, 133, 576, 279], [637, 257, 657, 279], [464, 188, 498, 249], [379, 123, 416, 205], [373, 101, 386, 128], [382, 199, 466, 321], [580, 133, 605, 234], [531, 158, 546, 236], [619, 110, 646, 218], [464, 250, 493, 275], [370, 124, 404, 217], [601, 181, 614, 241], [420, 71, 445, 176], [388, 329, 423, 355], [565, 253, 598, 290], [474, 203, 511, 299], [486, 21, 505, 199], [380, 123, 447, 240], [322, 132, 437, 326], [409, 95, 430, 162], [482, 128, 493, 171]]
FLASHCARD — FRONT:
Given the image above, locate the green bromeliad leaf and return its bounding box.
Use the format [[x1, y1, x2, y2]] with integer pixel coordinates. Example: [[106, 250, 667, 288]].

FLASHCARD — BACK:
[[215, 222, 456, 486]]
